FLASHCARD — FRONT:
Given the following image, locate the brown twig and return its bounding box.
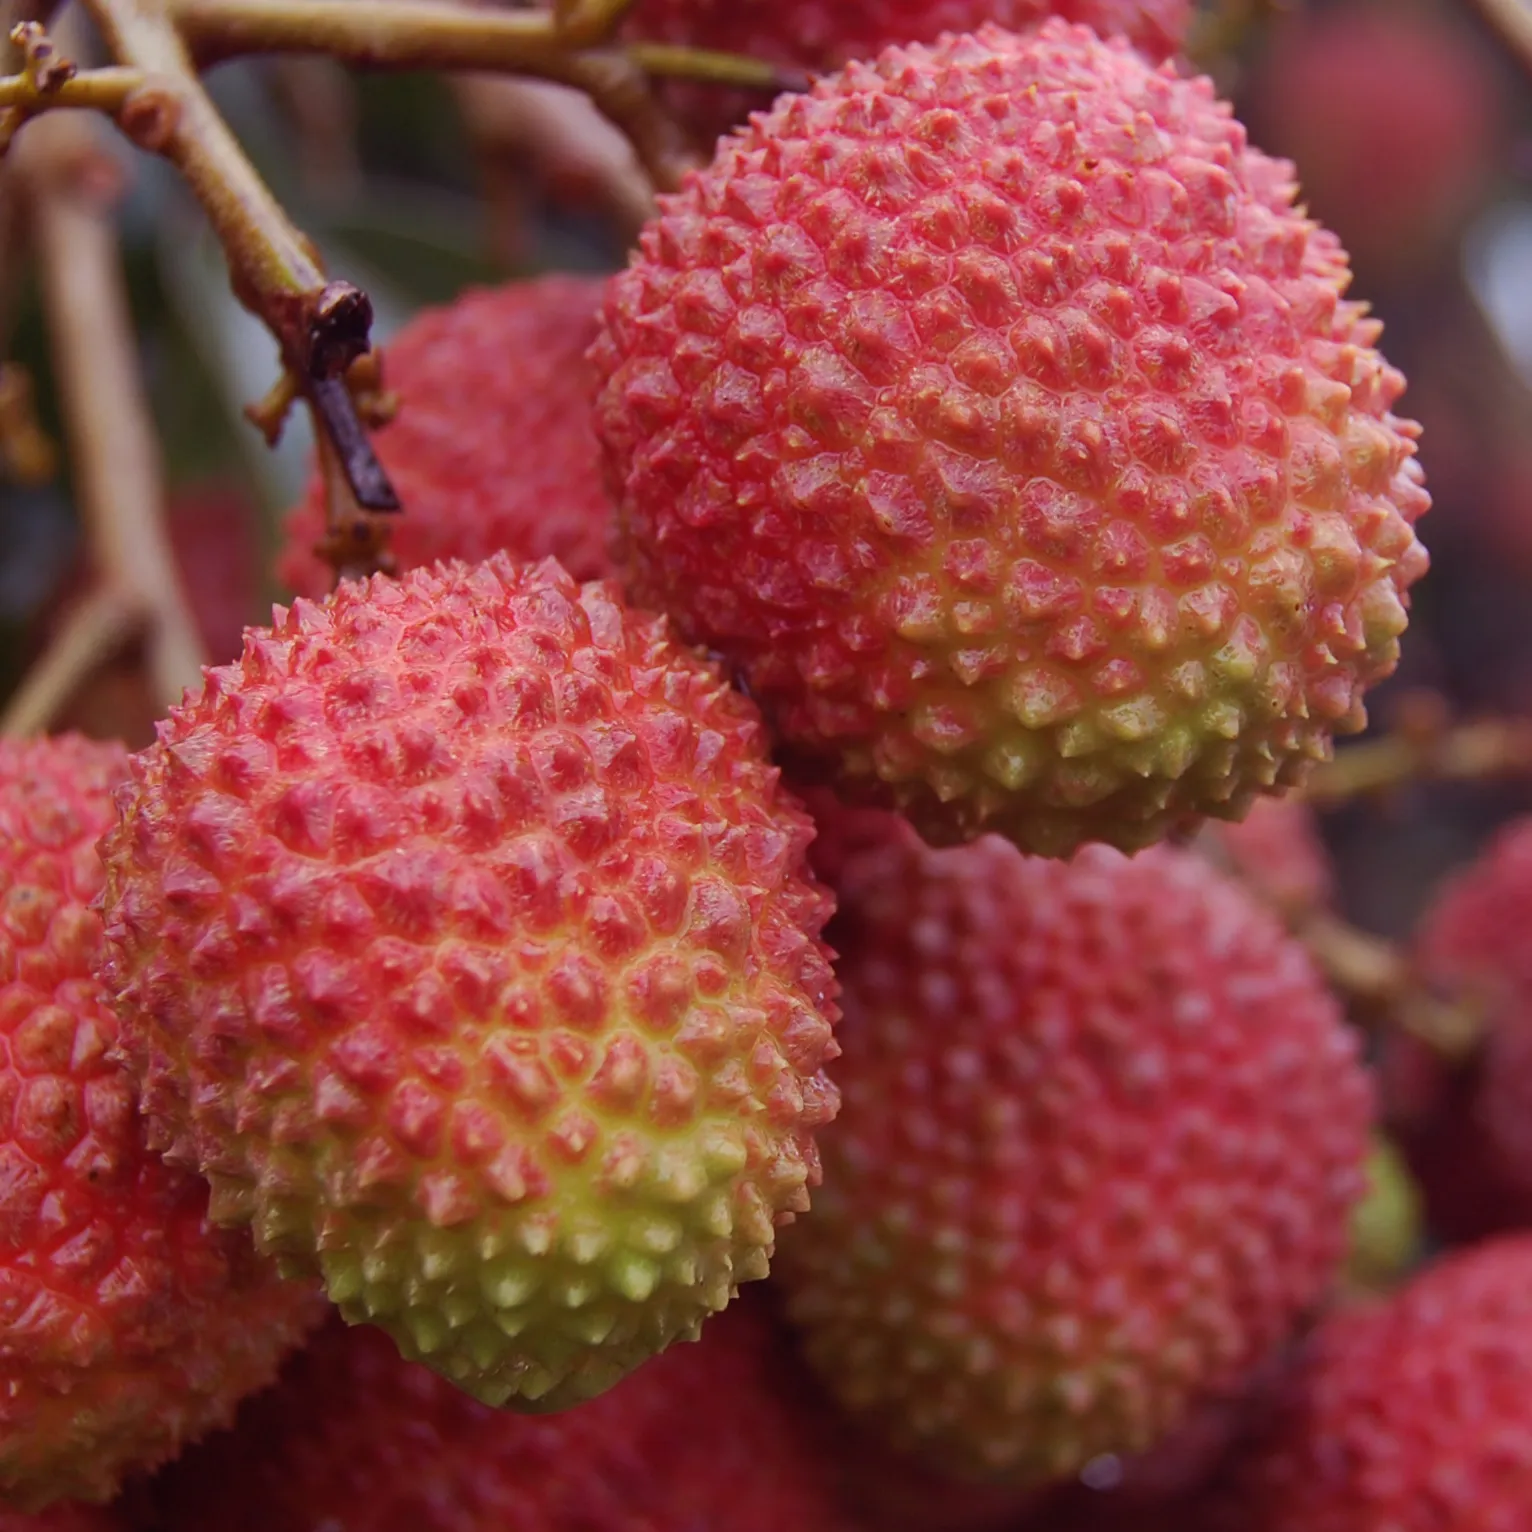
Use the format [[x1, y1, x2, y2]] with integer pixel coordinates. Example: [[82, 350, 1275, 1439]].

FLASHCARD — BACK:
[[168, 0, 804, 188], [1299, 910, 1484, 1060], [1302, 717, 1532, 807], [549, 0, 636, 50], [77, 0, 398, 581], [21, 111, 208, 712], [453, 75, 655, 258], [1466, 0, 1532, 81], [0, 584, 146, 737]]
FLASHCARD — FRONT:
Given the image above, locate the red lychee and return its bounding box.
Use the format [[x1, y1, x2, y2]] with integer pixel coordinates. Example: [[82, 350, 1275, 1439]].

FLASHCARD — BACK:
[[1249, 3, 1506, 277], [1196, 793, 1334, 920], [279, 277, 615, 599], [98, 555, 840, 1413], [626, 0, 1192, 142], [1385, 816, 1532, 1241], [1217, 1237, 1532, 1529], [0, 736, 321, 1512], [773, 834, 1371, 1485], [141, 1296, 851, 1532], [591, 24, 1430, 857]]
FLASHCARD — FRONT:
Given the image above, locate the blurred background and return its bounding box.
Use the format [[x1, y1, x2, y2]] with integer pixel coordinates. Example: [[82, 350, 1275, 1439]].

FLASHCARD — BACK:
[[1, 0, 1531, 942]]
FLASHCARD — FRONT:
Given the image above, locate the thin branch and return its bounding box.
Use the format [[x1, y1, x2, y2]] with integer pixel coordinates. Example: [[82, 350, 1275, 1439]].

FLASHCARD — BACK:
[[167, 0, 797, 187], [1302, 718, 1532, 807], [1300, 911, 1484, 1060], [77, 0, 397, 583], [452, 75, 655, 255], [22, 112, 207, 711], [0, 584, 145, 738], [549, 0, 636, 50], [1466, 0, 1532, 81]]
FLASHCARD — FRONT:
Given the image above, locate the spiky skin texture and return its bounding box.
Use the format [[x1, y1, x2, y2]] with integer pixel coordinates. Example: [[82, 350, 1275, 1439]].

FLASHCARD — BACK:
[[773, 836, 1371, 1485], [591, 23, 1430, 857], [0, 737, 321, 1513], [1385, 818, 1532, 1241], [1197, 793, 1332, 919], [98, 556, 841, 1411], [279, 278, 615, 600], [1220, 1238, 1532, 1529], [626, 0, 1192, 143], [142, 1298, 851, 1532]]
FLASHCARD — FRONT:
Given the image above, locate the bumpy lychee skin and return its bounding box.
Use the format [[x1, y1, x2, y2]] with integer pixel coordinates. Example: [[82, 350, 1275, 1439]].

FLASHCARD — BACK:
[[99, 555, 841, 1411], [1385, 818, 1532, 1241], [144, 1297, 850, 1532], [0, 737, 321, 1512], [280, 277, 615, 600], [627, 0, 1192, 143], [1222, 1237, 1532, 1530], [1197, 793, 1333, 919], [774, 836, 1371, 1484], [591, 23, 1430, 857]]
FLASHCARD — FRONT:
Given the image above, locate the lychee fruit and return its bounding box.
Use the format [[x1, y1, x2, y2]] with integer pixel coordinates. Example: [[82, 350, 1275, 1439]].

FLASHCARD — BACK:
[[1248, 3, 1506, 278], [1195, 793, 1334, 921], [98, 555, 841, 1411], [279, 277, 615, 600], [591, 23, 1430, 857], [773, 833, 1371, 1485], [1384, 816, 1532, 1241], [141, 1296, 851, 1532], [0, 736, 321, 1512], [626, 0, 1192, 143], [1218, 1236, 1532, 1529]]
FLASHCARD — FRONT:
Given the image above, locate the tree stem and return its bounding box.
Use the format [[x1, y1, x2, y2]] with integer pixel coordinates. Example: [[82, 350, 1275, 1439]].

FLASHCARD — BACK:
[[1303, 718, 1532, 807], [25, 113, 208, 712], [0, 584, 145, 738]]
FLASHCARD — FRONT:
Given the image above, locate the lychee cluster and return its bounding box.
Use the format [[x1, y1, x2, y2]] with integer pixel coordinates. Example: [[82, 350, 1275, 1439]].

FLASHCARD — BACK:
[[1, 10, 1456, 1527]]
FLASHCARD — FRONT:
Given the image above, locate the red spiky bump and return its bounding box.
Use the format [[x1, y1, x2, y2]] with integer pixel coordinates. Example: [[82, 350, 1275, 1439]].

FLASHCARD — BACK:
[[0, 736, 321, 1512], [142, 1297, 852, 1532], [591, 23, 1430, 857], [98, 556, 840, 1412], [774, 836, 1371, 1484], [280, 277, 616, 599]]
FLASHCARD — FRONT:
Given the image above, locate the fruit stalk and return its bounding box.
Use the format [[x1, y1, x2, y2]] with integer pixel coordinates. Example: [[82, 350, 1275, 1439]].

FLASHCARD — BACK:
[[23, 110, 207, 711], [0, 585, 145, 738], [165, 0, 803, 187], [1304, 717, 1532, 805], [1467, 0, 1532, 80], [77, 0, 400, 583]]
